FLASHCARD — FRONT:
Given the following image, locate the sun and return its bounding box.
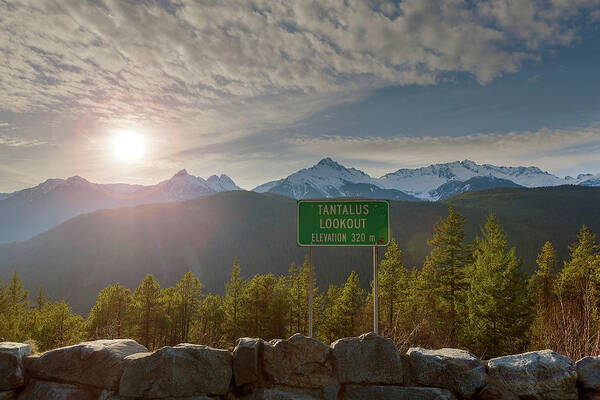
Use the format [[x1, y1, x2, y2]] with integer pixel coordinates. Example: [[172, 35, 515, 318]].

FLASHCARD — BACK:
[[111, 131, 145, 162]]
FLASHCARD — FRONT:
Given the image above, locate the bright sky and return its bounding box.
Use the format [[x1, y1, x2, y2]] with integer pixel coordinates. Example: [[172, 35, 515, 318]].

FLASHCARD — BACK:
[[1, 0, 600, 192]]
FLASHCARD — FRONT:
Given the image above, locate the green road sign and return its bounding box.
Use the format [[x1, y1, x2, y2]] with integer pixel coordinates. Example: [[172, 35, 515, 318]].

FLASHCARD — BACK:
[[297, 199, 390, 247]]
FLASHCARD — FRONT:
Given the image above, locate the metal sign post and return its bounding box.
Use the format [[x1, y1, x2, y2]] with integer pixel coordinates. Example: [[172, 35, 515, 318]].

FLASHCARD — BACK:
[[373, 246, 378, 335], [297, 199, 390, 337], [309, 245, 313, 338]]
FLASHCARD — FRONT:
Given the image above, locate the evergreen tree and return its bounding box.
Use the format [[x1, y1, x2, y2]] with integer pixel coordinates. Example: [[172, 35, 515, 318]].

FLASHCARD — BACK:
[[377, 239, 408, 334], [132, 274, 162, 349], [426, 205, 471, 346], [191, 294, 225, 347], [402, 260, 444, 349], [323, 271, 365, 340], [4, 271, 29, 340], [555, 225, 600, 359], [87, 284, 131, 339], [528, 242, 559, 349], [223, 258, 246, 344], [158, 286, 178, 346], [175, 272, 204, 343], [466, 215, 530, 358], [287, 257, 316, 336], [36, 286, 47, 311], [8, 270, 28, 311], [34, 301, 85, 351]]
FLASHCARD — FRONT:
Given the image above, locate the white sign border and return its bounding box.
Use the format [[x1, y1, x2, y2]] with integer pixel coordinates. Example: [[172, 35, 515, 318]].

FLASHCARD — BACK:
[[296, 199, 390, 247]]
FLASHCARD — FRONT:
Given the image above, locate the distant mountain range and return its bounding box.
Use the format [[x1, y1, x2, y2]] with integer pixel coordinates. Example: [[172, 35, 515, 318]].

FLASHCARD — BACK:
[[0, 170, 240, 242], [1, 186, 599, 314], [253, 158, 600, 201], [1, 158, 599, 242]]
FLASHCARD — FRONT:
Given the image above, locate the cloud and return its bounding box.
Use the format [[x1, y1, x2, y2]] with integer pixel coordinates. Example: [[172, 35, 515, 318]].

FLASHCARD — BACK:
[[0, 135, 46, 147], [284, 126, 600, 177], [0, 0, 597, 123]]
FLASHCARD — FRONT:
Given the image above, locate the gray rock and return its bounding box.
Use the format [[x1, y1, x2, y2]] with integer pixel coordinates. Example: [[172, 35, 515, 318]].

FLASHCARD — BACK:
[[263, 334, 332, 388], [331, 332, 403, 384], [0, 391, 16, 400], [119, 343, 232, 398], [0, 342, 31, 391], [17, 379, 100, 400], [261, 388, 320, 400], [24, 339, 147, 391], [407, 347, 487, 398], [233, 338, 263, 386], [345, 385, 456, 400], [482, 350, 577, 400], [578, 356, 600, 391]]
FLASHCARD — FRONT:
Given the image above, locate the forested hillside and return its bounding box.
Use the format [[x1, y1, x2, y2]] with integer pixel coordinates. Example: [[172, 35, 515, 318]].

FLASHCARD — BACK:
[[0, 186, 599, 314], [1, 212, 598, 362]]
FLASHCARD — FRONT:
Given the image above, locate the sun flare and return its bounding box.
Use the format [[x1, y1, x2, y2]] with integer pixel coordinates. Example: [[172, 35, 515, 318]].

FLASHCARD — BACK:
[[111, 131, 145, 162]]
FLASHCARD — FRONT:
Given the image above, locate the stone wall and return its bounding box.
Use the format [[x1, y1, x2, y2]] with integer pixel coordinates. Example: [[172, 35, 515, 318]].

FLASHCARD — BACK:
[[1, 332, 598, 400]]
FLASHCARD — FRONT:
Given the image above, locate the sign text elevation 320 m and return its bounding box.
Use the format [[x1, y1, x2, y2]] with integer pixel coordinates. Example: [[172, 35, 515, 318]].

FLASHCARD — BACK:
[[297, 199, 390, 246]]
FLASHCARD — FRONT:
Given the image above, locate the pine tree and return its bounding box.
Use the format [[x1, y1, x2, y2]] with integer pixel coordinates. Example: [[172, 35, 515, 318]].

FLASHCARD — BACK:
[[323, 271, 365, 340], [426, 205, 471, 346], [4, 271, 29, 341], [36, 286, 47, 311], [8, 270, 28, 311], [223, 258, 246, 344], [175, 272, 204, 343], [466, 215, 530, 358], [191, 294, 225, 347], [378, 239, 408, 334], [555, 225, 600, 359], [87, 284, 132, 339], [402, 260, 444, 349], [132, 274, 162, 349], [528, 242, 559, 349], [34, 301, 85, 351], [287, 257, 316, 336]]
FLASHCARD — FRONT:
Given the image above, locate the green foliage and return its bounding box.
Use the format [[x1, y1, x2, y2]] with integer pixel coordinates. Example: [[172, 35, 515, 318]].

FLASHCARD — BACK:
[[321, 271, 366, 341], [4, 210, 600, 360], [552, 226, 600, 359], [223, 258, 245, 344], [377, 239, 409, 335], [87, 284, 131, 339], [465, 215, 531, 358], [33, 301, 85, 351], [132, 274, 162, 349], [528, 241, 559, 349], [426, 205, 471, 346]]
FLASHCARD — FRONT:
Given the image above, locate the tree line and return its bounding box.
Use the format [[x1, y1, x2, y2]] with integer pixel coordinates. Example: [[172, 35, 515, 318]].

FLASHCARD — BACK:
[[0, 206, 599, 360]]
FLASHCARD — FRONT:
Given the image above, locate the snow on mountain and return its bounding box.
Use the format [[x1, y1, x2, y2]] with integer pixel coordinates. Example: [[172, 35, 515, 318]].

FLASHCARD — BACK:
[[136, 170, 241, 203], [0, 170, 242, 242], [207, 174, 241, 192], [251, 157, 407, 200], [578, 173, 600, 187], [253, 158, 599, 201], [377, 160, 575, 200]]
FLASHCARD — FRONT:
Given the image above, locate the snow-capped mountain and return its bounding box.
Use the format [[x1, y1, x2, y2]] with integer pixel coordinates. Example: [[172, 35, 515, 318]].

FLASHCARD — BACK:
[[377, 160, 575, 200], [253, 158, 599, 201], [254, 157, 418, 201], [136, 169, 241, 203], [0, 170, 240, 242], [578, 173, 600, 187]]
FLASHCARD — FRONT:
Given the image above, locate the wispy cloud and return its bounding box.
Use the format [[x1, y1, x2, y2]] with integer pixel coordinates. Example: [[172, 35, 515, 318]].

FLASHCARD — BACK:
[[0, 135, 46, 147], [284, 126, 600, 177], [1, 0, 597, 123]]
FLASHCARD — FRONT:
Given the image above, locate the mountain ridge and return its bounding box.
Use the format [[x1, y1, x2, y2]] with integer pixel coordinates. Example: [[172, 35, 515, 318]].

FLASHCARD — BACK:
[[253, 158, 598, 201], [0, 170, 241, 242]]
